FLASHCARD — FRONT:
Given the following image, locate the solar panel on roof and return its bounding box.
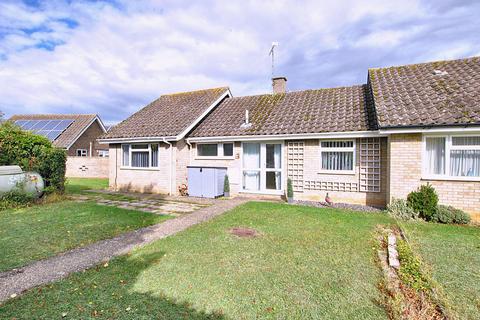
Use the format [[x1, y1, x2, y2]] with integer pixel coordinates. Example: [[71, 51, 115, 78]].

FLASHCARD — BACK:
[[31, 120, 48, 130], [43, 120, 61, 130], [21, 120, 35, 130], [13, 119, 74, 142]]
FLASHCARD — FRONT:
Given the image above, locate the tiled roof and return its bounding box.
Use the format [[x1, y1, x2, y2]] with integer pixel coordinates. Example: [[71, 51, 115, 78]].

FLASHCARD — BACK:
[[189, 85, 376, 137], [369, 56, 480, 128], [102, 87, 229, 139], [9, 114, 100, 149]]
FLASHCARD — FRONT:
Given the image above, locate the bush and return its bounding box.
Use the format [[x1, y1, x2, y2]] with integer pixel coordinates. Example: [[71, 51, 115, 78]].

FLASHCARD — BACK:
[[387, 198, 419, 220], [0, 188, 35, 211], [223, 174, 230, 193], [407, 184, 438, 221], [0, 122, 66, 193], [432, 205, 471, 224], [452, 208, 471, 224], [287, 178, 294, 198], [431, 205, 454, 224]]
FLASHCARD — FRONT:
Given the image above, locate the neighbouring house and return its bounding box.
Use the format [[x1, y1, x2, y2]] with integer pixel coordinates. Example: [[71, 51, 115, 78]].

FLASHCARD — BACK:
[[9, 114, 110, 178], [99, 56, 480, 221]]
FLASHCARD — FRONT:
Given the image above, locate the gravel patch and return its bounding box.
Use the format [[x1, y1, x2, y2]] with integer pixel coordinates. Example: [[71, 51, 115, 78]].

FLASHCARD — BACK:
[[293, 200, 383, 213], [0, 198, 248, 303]]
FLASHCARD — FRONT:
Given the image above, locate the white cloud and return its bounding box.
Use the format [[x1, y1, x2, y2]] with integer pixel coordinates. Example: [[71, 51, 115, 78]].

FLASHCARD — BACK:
[[354, 28, 421, 48], [0, 0, 479, 123]]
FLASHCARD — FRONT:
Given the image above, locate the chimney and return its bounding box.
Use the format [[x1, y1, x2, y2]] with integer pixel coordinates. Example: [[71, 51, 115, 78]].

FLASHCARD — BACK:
[[272, 76, 287, 94]]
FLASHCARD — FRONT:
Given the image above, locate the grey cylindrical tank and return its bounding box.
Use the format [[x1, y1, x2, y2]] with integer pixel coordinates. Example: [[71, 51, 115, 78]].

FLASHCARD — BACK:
[[0, 165, 44, 198]]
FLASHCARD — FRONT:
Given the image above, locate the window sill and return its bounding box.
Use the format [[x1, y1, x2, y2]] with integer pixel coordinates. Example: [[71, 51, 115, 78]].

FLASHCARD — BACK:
[[421, 175, 480, 182], [120, 167, 160, 171], [195, 156, 235, 160], [318, 170, 356, 175]]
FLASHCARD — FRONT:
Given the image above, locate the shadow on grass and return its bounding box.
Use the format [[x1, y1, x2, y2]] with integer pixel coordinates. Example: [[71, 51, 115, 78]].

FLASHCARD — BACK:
[[0, 251, 225, 320]]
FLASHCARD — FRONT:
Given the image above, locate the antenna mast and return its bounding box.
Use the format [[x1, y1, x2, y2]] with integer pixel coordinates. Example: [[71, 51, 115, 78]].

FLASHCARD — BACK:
[[269, 42, 279, 78]]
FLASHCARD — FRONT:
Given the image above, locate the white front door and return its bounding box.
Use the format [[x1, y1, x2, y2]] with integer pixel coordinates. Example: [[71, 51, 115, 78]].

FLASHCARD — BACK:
[[242, 142, 283, 194]]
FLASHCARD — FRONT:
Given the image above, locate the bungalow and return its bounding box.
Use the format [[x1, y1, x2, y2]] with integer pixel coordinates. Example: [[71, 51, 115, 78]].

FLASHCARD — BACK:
[[99, 56, 480, 220], [10, 114, 108, 157]]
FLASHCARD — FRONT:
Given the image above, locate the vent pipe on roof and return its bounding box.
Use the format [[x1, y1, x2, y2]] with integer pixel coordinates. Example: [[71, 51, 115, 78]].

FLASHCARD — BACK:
[[240, 109, 252, 129], [272, 76, 287, 94]]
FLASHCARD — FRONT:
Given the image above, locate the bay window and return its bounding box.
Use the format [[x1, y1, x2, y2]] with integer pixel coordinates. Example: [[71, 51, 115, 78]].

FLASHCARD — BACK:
[[122, 143, 159, 168], [423, 135, 480, 178], [319, 140, 355, 173], [197, 143, 234, 158]]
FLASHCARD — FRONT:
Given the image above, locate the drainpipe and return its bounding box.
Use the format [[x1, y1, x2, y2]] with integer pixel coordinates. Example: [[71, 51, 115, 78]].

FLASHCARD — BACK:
[[114, 144, 118, 190], [185, 139, 192, 149], [163, 138, 173, 195]]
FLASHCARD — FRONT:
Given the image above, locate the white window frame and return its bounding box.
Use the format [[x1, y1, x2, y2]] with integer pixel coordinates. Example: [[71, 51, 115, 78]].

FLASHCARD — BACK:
[[97, 149, 109, 157], [196, 143, 235, 159], [318, 139, 356, 174], [422, 133, 480, 181], [76, 149, 88, 157], [121, 143, 159, 170]]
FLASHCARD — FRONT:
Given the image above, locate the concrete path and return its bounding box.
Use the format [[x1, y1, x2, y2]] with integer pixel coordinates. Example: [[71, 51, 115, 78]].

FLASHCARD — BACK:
[[0, 198, 247, 303]]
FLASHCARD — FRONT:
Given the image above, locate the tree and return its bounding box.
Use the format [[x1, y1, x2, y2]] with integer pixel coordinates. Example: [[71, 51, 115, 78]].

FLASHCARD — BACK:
[[0, 121, 67, 192]]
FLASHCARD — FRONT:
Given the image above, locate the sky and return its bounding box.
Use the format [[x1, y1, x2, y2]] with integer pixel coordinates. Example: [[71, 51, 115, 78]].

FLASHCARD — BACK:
[[1, 0, 479, 124]]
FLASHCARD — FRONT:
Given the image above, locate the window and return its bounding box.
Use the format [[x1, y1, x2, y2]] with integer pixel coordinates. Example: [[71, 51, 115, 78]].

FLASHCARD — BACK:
[[223, 143, 234, 156], [424, 135, 480, 178], [197, 144, 218, 156], [76, 149, 88, 157], [122, 145, 130, 166], [97, 150, 109, 157], [319, 140, 355, 173], [122, 143, 159, 168], [197, 143, 234, 158]]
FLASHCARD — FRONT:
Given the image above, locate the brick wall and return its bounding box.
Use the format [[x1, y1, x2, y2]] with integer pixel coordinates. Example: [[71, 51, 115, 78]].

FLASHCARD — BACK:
[[66, 156, 109, 178], [189, 142, 242, 194], [175, 139, 190, 192], [293, 138, 388, 207], [108, 143, 173, 194], [389, 133, 480, 221], [68, 120, 107, 157]]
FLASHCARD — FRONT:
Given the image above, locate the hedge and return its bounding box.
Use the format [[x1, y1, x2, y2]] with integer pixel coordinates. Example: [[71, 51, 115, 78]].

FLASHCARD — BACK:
[[0, 121, 66, 193]]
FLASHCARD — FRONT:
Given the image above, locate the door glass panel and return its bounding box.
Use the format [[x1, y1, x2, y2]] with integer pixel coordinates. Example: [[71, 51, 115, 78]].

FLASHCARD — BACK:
[[266, 172, 281, 190], [243, 143, 260, 169], [243, 171, 260, 191], [266, 144, 281, 169]]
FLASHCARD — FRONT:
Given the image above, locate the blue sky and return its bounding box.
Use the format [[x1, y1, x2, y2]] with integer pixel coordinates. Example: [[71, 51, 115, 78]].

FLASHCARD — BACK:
[[1, 0, 479, 124]]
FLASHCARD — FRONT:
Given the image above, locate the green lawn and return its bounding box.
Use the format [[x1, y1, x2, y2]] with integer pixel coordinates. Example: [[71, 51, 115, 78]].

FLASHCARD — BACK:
[[0, 202, 394, 319], [65, 177, 109, 194], [402, 222, 480, 319], [0, 201, 170, 272]]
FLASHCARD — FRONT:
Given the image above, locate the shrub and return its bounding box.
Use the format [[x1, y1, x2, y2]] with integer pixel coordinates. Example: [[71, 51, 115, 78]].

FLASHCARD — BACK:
[[431, 205, 454, 224], [287, 178, 294, 198], [432, 205, 471, 224], [0, 188, 35, 211], [387, 198, 419, 220], [0, 122, 66, 193], [223, 174, 230, 193], [452, 208, 471, 224], [407, 184, 438, 221]]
